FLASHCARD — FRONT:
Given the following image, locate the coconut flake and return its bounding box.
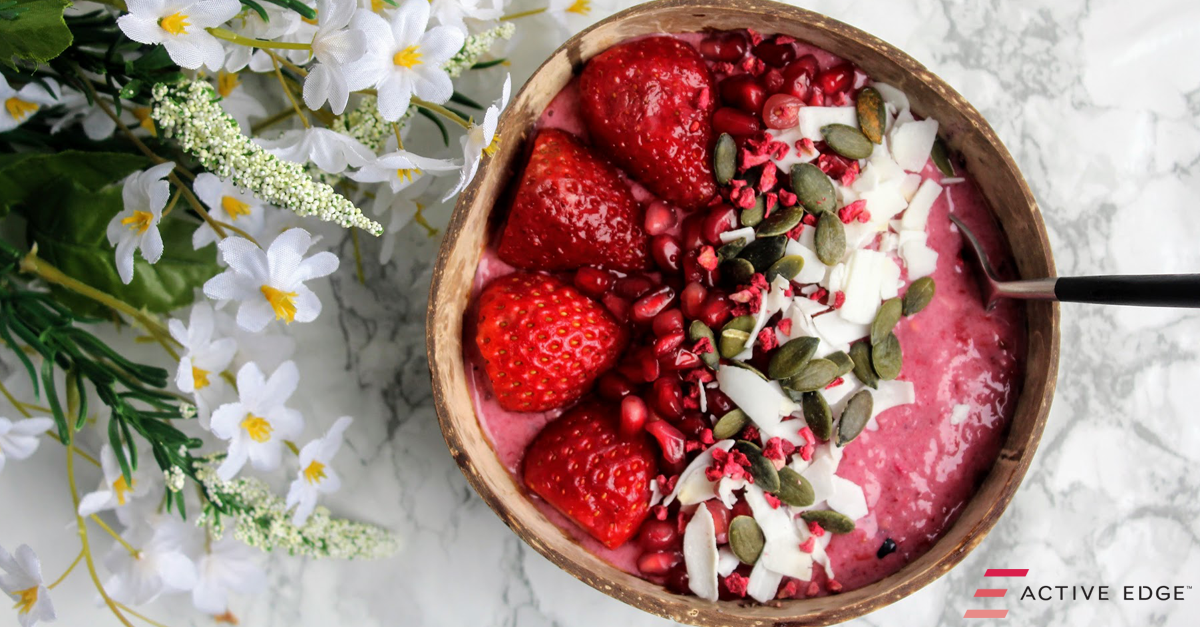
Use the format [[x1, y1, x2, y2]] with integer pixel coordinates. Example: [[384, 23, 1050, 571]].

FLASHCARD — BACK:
[[799, 443, 842, 507], [716, 366, 797, 430], [765, 127, 819, 170], [811, 311, 868, 352], [899, 179, 943, 232], [721, 226, 756, 245], [900, 233, 938, 279], [717, 547, 741, 577], [796, 106, 858, 141], [889, 119, 939, 172], [784, 239, 827, 284], [649, 478, 664, 507], [684, 503, 720, 601], [838, 250, 888, 325], [666, 440, 735, 506], [747, 558, 785, 603], [745, 485, 814, 581], [873, 83, 910, 112], [827, 476, 869, 520], [950, 403, 971, 425], [941, 177, 966, 185], [900, 173, 924, 200], [717, 475, 747, 509], [757, 416, 807, 449]]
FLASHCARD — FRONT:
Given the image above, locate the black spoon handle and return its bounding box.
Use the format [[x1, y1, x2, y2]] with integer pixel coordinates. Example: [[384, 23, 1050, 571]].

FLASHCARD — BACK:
[[1054, 275, 1200, 308]]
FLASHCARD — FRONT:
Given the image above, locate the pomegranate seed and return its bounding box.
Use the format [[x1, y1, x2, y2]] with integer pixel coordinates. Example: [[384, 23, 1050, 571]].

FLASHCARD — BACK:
[[698, 292, 733, 329], [652, 308, 684, 336], [704, 500, 732, 544], [781, 55, 818, 100], [631, 285, 676, 325], [762, 68, 784, 94], [718, 75, 767, 114], [644, 201, 677, 236], [620, 396, 649, 438], [641, 351, 661, 383], [701, 204, 739, 245], [646, 418, 687, 463], [639, 519, 680, 551], [682, 250, 719, 287], [681, 212, 706, 251], [817, 63, 855, 96], [752, 39, 796, 68], [651, 377, 684, 420], [573, 267, 613, 298], [638, 550, 683, 576], [665, 564, 690, 594], [698, 32, 747, 62], [712, 107, 762, 136], [680, 282, 708, 319], [651, 234, 682, 273], [666, 350, 701, 371], [731, 498, 753, 519], [654, 331, 686, 359], [614, 275, 655, 300], [596, 371, 635, 401], [763, 93, 804, 130], [707, 389, 735, 415], [601, 293, 629, 322], [678, 414, 707, 439]]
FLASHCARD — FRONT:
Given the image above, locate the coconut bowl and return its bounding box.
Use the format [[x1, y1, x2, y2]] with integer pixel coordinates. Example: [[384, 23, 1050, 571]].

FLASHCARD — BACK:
[[426, 1, 1059, 624]]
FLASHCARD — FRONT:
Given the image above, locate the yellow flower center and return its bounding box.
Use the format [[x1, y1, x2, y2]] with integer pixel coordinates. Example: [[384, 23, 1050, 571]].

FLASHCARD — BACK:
[[113, 475, 136, 506], [192, 366, 211, 390], [241, 414, 273, 443], [221, 195, 252, 220], [395, 168, 421, 183], [483, 133, 500, 157], [4, 97, 37, 122], [13, 587, 37, 615], [132, 107, 157, 136], [303, 460, 327, 485], [159, 12, 190, 35], [217, 70, 241, 98], [392, 45, 423, 68], [566, 0, 591, 15], [121, 210, 155, 234], [370, 0, 385, 11], [260, 285, 298, 323]]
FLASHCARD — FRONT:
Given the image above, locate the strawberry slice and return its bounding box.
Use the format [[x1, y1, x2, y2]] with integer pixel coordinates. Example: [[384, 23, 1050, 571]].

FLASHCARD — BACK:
[[476, 272, 627, 412], [497, 128, 650, 272], [524, 402, 658, 548], [579, 36, 718, 211]]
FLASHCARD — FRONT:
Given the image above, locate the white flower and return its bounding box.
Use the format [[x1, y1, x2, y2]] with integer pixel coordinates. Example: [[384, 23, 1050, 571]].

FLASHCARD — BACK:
[[444, 73, 509, 201], [216, 306, 297, 373], [209, 361, 304, 480], [429, 0, 502, 34], [0, 544, 55, 627], [0, 416, 54, 475], [213, 70, 267, 134], [168, 302, 237, 427], [117, 0, 242, 71], [370, 175, 433, 263], [191, 535, 265, 615], [191, 172, 266, 250], [302, 0, 367, 115], [546, 0, 606, 32], [102, 519, 199, 606], [106, 161, 175, 284], [78, 445, 155, 517], [256, 127, 374, 174], [348, 149, 457, 193], [224, 4, 299, 71], [347, 1, 466, 121], [285, 416, 352, 526], [0, 76, 60, 133], [203, 228, 339, 331]]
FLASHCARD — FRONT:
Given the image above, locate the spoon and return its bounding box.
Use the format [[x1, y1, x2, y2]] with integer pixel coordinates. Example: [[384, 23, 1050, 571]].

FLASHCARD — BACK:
[[950, 214, 1200, 310]]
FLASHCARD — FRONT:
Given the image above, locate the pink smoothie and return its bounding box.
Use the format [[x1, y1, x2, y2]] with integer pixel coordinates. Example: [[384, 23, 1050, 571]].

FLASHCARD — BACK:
[[463, 33, 1026, 595]]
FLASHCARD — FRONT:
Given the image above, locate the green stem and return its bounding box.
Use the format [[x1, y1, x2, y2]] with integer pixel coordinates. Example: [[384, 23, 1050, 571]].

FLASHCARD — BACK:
[[47, 548, 85, 590], [412, 98, 473, 129], [500, 7, 547, 20], [208, 27, 313, 51], [90, 515, 140, 557], [66, 439, 136, 627]]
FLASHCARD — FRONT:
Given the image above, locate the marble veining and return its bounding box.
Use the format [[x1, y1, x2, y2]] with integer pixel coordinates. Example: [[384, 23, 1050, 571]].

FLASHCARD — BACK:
[[3, 0, 1199, 625]]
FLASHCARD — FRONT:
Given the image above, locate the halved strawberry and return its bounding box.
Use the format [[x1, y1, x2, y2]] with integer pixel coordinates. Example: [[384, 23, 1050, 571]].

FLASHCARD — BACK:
[[524, 402, 658, 548], [497, 128, 650, 272], [579, 36, 718, 211], [476, 272, 627, 412]]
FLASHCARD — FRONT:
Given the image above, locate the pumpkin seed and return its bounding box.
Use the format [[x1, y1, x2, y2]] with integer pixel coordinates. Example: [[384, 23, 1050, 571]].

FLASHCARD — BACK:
[[837, 389, 873, 446], [931, 138, 955, 177], [720, 329, 751, 359], [741, 198, 765, 227], [801, 391, 832, 441], [756, 204, 804, 238], [720, 258, 755, 285], [689, 320, 719, 369], [766, 255, 805, 284], [871, 332, 902, 380], [775, 467, 816, 508], [870, 298, 903, 346], [801, 510, 855, 534], [827, 351, 854, 378], [822, 124, 874, 160], [734, 440, 780, 493], [856, 86, 886, 144], [815, 211, 846, 265], [715, 133, 737, 184], [903, 277, 936, 316], [725, 315, 756, 333], [729, 516, 765, 565], [713, 409, 748, 440], [849, 341, 878, 389], [726, 359, 768, 379], [738, 235, 786, 273], [717, 238, 748, 261], [790, 163, 836, 214], [768, 336, 819, 380], [784, 358, 837, 392]]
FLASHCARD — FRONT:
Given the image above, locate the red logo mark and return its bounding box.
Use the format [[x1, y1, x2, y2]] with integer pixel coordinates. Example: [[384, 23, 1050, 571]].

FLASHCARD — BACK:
[[964, 568, 1028, 619]]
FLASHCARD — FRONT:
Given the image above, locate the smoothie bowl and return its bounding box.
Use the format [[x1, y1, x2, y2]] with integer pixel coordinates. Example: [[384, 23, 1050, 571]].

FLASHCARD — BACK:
[[427, 1, 1059, 624]]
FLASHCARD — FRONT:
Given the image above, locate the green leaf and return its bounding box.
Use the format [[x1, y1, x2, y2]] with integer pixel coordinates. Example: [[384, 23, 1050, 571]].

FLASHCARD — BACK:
[[22, 180, 220, 317], [0, 0, 72, 68], [0, 150, 151, 216]]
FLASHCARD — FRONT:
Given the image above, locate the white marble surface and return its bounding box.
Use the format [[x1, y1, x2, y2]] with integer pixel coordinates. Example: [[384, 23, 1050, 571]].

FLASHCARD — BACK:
[[5, 0, 1200, 625]]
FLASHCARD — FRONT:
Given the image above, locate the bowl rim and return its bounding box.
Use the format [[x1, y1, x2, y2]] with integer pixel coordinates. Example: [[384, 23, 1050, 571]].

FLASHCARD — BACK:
[[426, 0, 1061, 624]]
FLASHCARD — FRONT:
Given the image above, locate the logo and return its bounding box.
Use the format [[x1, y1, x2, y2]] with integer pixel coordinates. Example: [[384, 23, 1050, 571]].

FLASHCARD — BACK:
[[964, 568, 1194, 619], [963, 568, 1027, 619]]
